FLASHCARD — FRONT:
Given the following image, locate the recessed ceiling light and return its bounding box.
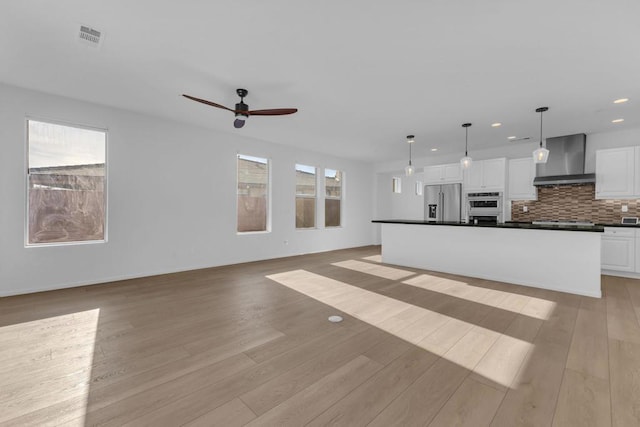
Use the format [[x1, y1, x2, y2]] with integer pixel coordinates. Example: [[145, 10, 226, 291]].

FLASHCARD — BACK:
[[612, 118, 624, 123], [613, 98, 629, 104], [491, 122, 502, 127], [507, 136, 517, 140], [431, 148, 438, 152]]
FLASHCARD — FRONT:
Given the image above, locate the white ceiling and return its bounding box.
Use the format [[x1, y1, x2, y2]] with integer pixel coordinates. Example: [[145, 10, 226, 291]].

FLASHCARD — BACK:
[[2, 1, 639, 163]]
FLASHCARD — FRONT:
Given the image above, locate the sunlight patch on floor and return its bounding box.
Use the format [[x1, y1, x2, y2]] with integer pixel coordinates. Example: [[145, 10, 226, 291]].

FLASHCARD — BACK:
[[331, 260, 415, 280], [0, 309, 100, 426], [267, 270, 533, 388], [361, 255, 382, 263], [403, 274, 557, 320]]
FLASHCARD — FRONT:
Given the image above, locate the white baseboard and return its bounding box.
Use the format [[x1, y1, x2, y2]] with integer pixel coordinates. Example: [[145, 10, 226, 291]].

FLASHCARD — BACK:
[[602, 270, 640, 280]]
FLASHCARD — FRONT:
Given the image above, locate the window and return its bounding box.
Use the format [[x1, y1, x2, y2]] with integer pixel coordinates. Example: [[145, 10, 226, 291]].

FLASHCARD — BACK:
[[27, 119, 106, 245], [325, 168, 342, 227], [295, 164, 316, 228], [237, 154, 270, 232], [392, 177, 402, 193]]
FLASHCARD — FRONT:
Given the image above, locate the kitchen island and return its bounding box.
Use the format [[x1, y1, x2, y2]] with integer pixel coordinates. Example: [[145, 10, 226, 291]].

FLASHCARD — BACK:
[[373, 220, 603, 298]]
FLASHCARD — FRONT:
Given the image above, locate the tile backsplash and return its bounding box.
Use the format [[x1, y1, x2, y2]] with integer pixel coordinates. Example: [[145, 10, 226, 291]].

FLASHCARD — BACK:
[[511, 184, 640, 223]]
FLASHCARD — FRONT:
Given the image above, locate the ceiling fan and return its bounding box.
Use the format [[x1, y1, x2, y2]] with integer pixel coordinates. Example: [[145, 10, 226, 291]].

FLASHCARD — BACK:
[[182, 88, 298, 128]]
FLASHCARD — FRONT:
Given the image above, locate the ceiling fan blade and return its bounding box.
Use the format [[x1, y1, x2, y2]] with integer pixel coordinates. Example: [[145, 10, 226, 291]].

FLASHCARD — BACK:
[[248, 108, 298, 116], [234, 118, 246, 129], [182, 94, 235, 112]]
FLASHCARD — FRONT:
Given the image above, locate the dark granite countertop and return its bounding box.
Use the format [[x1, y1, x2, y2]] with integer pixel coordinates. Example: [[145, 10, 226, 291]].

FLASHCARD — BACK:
[[372, 219, 604, 232]]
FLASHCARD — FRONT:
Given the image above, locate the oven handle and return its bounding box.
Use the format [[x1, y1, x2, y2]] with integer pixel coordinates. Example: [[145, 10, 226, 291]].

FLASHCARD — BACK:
[[467, 197, 502, 202]]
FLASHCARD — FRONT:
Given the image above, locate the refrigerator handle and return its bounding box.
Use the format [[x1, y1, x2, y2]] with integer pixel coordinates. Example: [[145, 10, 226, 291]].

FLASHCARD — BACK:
[[440, 191, 444, 222]]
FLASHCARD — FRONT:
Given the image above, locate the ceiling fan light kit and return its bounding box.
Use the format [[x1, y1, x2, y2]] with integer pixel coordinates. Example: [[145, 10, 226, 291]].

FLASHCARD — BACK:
[[182, 88, 298, 128], [234, 89, 249, 128]]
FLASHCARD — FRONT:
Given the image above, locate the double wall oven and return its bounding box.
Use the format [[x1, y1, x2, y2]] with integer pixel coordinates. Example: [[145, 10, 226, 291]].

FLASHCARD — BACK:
[[466, 192, 503, 224]]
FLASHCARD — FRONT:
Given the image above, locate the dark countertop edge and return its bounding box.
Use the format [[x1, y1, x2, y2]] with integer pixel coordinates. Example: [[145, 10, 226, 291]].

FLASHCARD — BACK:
[[596, 223, 640, 228], [508, 221, 640, 229], [372, 220, 604, 233]]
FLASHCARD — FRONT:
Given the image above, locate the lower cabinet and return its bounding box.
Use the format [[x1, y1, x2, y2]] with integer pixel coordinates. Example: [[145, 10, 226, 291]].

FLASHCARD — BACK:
[[601, 228, 636, 272]]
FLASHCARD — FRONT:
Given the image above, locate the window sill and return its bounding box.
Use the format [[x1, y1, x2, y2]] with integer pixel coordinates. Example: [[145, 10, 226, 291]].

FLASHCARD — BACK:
[[25, 239, 106, 248], [237, 230, 271, 236]]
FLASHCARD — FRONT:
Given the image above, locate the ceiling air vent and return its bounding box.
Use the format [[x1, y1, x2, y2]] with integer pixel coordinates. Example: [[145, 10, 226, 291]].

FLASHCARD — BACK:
[[78, 25, 103, 48]]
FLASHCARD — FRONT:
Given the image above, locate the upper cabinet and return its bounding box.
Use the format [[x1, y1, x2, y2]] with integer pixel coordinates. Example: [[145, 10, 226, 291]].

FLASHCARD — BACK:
[[595, 146, 637, 199], [508, 157, 537, 200], [463, 158, 506, 192], [424, 163, 463, 185]]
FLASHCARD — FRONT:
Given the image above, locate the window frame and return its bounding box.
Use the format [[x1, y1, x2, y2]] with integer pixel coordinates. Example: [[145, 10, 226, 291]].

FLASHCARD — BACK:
[[324, 168, 343, 228], [295, 163, 318, 230], [25, 117, 108, 247], [236, 153, 272, 234]]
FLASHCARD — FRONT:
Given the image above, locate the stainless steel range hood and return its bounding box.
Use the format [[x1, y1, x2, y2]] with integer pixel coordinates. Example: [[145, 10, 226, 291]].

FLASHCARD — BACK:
[[533, 133, 595, 186]]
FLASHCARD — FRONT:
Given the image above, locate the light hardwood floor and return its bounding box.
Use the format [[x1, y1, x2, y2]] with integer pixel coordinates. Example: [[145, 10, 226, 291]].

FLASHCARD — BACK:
[[1, 245, 640, 426]]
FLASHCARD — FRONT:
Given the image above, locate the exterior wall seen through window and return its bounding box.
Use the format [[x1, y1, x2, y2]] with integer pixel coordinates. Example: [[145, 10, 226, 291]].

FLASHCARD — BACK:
[[27, 119, 106, 245], [325, 168, 342, 227], [295, 164, 316, 229], [237, 154, 270, 233]]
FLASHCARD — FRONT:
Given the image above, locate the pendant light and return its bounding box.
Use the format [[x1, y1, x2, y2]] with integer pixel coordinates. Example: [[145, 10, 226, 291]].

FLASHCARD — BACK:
[[405, 135, 415, 176], [533, 107, 550, 163], [460, 123, 472, 169]]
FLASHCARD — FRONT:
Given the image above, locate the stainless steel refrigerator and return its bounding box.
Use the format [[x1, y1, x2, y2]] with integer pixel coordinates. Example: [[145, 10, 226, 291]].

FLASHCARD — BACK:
[[424, 183, 462, 222]]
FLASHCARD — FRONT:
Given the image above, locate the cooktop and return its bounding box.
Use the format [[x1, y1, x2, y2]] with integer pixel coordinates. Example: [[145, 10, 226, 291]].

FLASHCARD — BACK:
[[532, 220, 594, 226]]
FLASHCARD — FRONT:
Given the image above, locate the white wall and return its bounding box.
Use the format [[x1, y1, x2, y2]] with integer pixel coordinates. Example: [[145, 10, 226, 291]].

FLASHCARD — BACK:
[[373, 172, 425, 242], [0, 84, 376, 296], [378, 172, 425, 219]]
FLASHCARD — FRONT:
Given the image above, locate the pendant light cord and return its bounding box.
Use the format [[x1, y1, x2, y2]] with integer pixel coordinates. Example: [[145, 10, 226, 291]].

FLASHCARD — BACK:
[[465, 127, 468, 156], [409, 141, 412, 166], [539, 109, 544, 148]]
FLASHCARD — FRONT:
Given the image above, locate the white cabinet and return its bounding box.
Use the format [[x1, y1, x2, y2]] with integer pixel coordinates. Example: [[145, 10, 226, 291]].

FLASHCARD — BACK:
[[508, 158, 537, 200], [602, 228, 636, 272], [443, 164, 463, 182], [424, 166, 444, 184], [463, 158, 506, 192], [424, 163, 462, 184], [464, 163, 483, 190], [483, 158, 507, 189], [595, 147, 636, 199], [636, 231, 640, 274], [636, 147, 640, 196]]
